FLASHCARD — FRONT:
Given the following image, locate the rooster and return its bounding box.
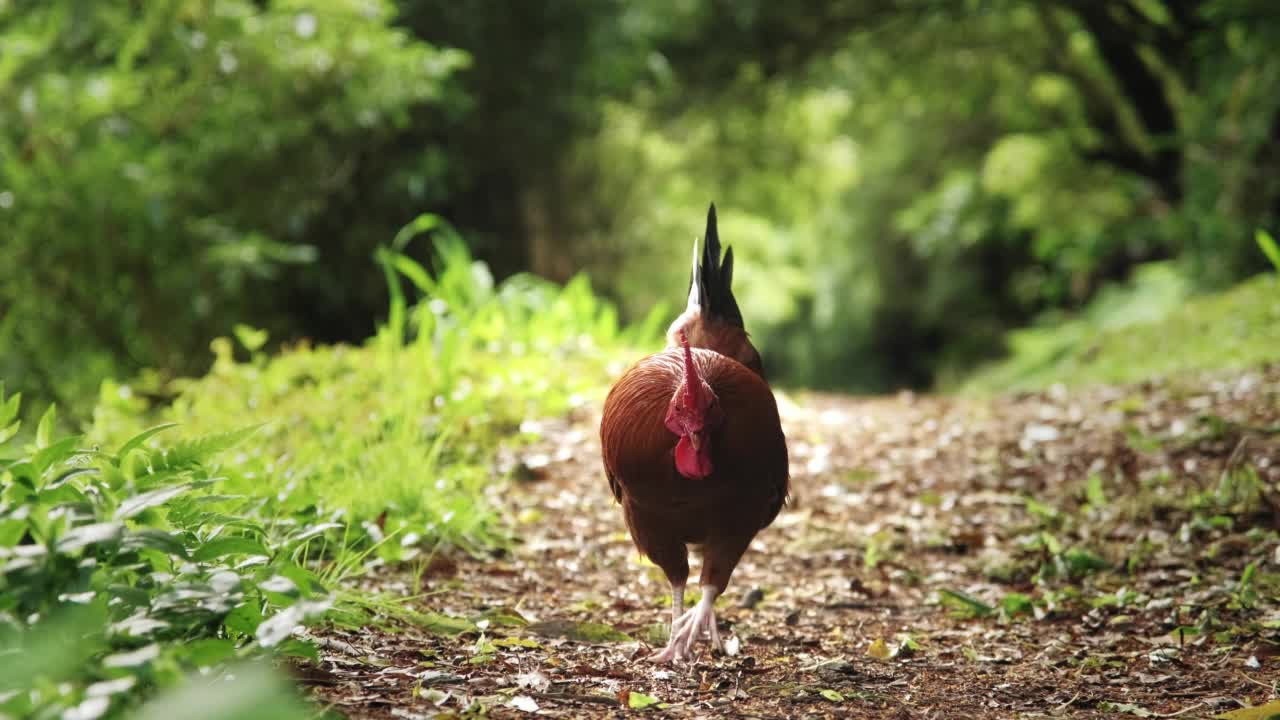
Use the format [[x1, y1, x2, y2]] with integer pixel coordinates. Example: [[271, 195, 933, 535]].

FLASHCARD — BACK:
[[600, 204, 789, 663]]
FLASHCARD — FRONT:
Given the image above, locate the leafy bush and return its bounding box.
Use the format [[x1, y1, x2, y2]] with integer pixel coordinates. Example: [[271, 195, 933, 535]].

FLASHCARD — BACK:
[[0, 0, 468, 416], [0, 387, 337, 719], [90, 218, 660, 556]]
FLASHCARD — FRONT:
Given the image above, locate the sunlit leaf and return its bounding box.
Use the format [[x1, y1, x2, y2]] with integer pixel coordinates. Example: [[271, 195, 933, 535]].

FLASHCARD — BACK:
[[35, 405, 56, 450], [1257, 229, 1280, 272], [938, 589, 994, 618], [116, 423, 179, 459], [193, 537, 270, 562], [57, 522, 124, 552], [233, 324, 269, 353], [627, 692, 659, 709], [116, 484, 194, 520]]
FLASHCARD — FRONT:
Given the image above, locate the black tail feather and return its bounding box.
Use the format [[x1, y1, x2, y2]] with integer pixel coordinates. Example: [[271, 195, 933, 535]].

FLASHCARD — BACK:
[[694, 203, 744, 328]]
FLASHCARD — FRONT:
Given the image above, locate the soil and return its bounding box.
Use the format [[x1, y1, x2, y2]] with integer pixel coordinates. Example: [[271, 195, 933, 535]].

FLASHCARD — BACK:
[[301, 365, 1280, 719]]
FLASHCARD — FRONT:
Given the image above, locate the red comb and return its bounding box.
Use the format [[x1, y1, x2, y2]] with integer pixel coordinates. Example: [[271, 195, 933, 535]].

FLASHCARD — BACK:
[[678, 330, 701, 407]]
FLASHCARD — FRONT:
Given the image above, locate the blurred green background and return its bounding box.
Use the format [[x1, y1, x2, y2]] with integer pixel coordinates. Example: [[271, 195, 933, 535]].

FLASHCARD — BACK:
[[3, 0, 1279, 415]]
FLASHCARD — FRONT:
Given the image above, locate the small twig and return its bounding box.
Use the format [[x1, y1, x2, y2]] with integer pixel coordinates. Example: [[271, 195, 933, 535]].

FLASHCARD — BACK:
[[1239, 670, 1277, 691], [1154, 701, 1208, 718], [1052, 690, 1081, 714]]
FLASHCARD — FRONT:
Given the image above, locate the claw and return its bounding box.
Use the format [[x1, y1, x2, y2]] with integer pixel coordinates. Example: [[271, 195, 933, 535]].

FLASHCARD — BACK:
[[649, 585, 720, 664]]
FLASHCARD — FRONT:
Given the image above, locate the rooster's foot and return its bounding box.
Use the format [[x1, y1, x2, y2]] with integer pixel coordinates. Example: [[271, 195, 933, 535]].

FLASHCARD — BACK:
[[648, 586, 720, 664]]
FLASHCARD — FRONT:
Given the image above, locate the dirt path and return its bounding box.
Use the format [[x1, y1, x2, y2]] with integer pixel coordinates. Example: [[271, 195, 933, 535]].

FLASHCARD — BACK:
[[303, 366, 1280, 719]]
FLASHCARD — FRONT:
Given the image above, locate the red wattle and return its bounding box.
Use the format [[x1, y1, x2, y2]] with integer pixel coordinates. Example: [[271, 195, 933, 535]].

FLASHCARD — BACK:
[[674, 435, 713, 479]]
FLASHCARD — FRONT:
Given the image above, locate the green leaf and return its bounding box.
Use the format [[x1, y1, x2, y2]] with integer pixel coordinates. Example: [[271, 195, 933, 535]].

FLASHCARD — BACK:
[[1257, 229, 1280, 272], [277, 638, 320, 664], [819, 689, 845, 702], [193, 536, 271, 561], [35, 404, 56, 449], [470, 607, 529, 628], [938, 589, 994, 618], [167, 425, 265, 466], [490, 636, 541, 649], [392, 254, 436, 295], [121, 529, 190, 558], [233, 324, 270, 353], [225, 603, 264, 637], [277, 563, 329, 596], [181, 638, 237, 668], [0, 518, 27, 547], [47, 466, 99, 489], [1062, 547, 1109, 577], [1000, 592, 1035, 617], [412, 611, 477, 636], [116, 483, 195, 520], [0, 386, 19, 426], [32, 435, 81, 475], [627, 692, 660, 709], [116, 423, 179, 459], [391, 213, 445, 252], [0, 420, 20, 445], [1024, 496, 1059, 524], [57, 522, 124, 552], [1085, 473, 1107, 508]]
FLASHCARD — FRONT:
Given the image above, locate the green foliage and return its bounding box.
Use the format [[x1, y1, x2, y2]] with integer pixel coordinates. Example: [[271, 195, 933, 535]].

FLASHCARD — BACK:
[[0, 388, 338, 719], [90, 218, 652, 555], [1259, 230, 1280, 272], [0, 0, 467, 415], [5, 0, 1280, 407], [561, 1, 1280, 390], [961, 263, 1280, 391], [937, 589, 995, 619]]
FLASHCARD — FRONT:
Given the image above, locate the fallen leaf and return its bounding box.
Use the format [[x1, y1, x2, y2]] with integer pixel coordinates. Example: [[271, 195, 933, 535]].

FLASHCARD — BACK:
[[509, 695, 539, 713], [867, 637, 892, 661], [515, 671, 551, 693], [628, 692, 660, 709], [723, 635, 740, 657], [820, 689, 845, 702]]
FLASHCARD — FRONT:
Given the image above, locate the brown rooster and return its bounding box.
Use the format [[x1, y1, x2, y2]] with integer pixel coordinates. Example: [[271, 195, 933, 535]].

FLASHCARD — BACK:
[[600, 204, 789, 663]]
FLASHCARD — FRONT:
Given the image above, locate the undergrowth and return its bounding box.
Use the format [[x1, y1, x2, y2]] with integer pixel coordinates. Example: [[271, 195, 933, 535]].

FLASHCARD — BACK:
[[90, 215, 660, 557], [0, 388, 327, 718], [2, 216, 659, 717], [959, 259, 1280, 393]]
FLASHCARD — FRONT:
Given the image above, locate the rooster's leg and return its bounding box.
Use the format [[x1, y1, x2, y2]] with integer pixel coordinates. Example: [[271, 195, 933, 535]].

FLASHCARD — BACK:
[[649, 584, 720, 664], [670, 584, 685, 635]]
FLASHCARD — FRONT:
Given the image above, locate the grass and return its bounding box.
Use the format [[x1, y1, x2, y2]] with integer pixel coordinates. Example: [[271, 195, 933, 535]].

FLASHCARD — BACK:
[[959, 261, 1280, 393], [3, 216, 660, 718], [90, 216, 660, 556]]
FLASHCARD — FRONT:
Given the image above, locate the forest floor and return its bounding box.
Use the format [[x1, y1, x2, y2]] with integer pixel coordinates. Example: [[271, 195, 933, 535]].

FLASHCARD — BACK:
[[302, 365, 1280, 720]]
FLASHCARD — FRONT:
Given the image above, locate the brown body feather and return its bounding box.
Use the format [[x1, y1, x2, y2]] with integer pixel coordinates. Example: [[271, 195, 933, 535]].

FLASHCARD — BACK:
[[600, 344, 789, 594]]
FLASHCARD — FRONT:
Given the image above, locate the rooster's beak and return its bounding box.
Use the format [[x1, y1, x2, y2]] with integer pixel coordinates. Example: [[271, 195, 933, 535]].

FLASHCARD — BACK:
[[688, 433, 702, 451]]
